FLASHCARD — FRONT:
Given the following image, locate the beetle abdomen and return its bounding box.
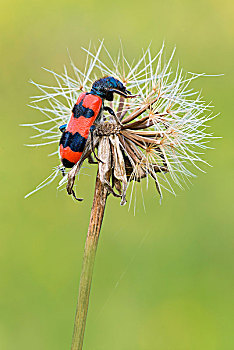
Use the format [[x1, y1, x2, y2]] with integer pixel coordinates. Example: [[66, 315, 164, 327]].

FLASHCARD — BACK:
[[59, 92, 102, 168]]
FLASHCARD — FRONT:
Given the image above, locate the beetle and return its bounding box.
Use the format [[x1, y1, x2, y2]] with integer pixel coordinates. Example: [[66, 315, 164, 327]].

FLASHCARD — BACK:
[[59, 76, 134, 169]]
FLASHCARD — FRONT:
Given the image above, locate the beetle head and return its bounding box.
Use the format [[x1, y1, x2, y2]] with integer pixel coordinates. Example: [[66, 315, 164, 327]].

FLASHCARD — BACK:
[[90, 76, 134, 101]]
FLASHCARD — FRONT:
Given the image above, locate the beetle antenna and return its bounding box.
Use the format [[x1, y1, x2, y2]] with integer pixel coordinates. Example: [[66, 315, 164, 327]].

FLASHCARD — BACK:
[[109, 89, 138, 98]]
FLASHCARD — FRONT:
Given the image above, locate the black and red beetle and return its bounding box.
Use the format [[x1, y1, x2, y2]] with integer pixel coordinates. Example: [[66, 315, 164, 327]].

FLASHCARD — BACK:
[[59, 76, 133, 168]]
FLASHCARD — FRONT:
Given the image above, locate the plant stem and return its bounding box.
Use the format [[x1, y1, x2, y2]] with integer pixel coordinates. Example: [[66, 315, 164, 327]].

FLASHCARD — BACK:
[[71, 172, 109, 350]]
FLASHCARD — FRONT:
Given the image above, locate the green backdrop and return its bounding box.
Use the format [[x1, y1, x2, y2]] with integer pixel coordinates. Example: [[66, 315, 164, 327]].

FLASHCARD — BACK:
[[1, 0, 233, 349]]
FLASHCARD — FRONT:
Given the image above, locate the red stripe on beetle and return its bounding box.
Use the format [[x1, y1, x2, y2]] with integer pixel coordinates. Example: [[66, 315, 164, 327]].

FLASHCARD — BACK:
[[66, 117, 83, 135], [66, 115, 98, 138], [59, 144, 83, 164], [71, 116, 95, 138], [82, 94, 102, 110]]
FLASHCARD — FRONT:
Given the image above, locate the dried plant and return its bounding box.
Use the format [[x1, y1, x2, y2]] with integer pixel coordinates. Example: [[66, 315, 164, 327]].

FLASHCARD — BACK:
[[23, 41, 218, 350]]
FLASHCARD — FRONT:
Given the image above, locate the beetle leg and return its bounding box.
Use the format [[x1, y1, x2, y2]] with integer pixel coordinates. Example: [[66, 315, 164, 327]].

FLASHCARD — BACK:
[[71, 189, 84, 202], [104, 106, 123, 126], [90, 125, 104, 163], [58, 165, 83, 201], [58, 165, 66, 176]]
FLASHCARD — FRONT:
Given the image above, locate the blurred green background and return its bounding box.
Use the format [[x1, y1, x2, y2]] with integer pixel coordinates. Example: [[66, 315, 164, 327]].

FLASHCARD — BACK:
[[0, 0, 234, 349]]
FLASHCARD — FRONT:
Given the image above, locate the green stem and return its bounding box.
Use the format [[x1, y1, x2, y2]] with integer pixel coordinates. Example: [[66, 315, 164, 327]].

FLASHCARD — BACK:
[[71, 173, 109, 350]]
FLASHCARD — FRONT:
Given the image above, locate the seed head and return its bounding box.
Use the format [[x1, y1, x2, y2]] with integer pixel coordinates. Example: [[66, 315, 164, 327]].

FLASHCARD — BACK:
[[24, 41, 219, 206]]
